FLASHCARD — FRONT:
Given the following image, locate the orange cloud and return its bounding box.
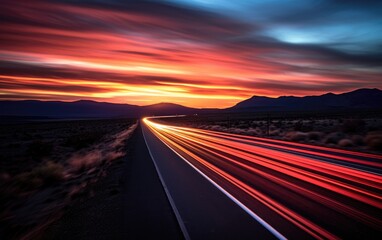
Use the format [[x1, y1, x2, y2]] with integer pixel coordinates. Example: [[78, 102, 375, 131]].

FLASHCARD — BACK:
[[0, 1, 381, 108]]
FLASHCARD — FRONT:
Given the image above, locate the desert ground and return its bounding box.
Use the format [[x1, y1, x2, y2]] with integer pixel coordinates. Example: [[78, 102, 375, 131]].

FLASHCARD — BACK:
[[0, 118, 137, 239], [160, 111, 382, 154]]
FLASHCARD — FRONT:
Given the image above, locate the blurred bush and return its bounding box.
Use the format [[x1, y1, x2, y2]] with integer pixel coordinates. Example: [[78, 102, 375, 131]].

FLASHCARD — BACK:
[[13, 161, 65, 191], [324, 132, 345, 144], [285, 131, 307, 142], [307, 132, 323, 141], [365, 131, 382, 151], [338, 139, 353, 147]]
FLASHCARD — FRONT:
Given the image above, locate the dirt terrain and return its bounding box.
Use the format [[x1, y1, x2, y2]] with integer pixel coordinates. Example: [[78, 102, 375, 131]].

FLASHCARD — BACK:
[[160, 112, 382, 154], [42, 124, 183, 240], [0, 118, 137, 239]]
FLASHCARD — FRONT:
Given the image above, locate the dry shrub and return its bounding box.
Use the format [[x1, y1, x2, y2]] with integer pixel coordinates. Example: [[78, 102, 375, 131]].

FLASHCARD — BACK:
[[13, 161, 64, 190], [33, 161, 65, 182], [68, 150, 102, 172], [231, 128, 245, 134], [285, 131, 307, 142], [109, 123, 138, 149], [105, 151, 125, 161], [210, 125, 223, 131], [246, 129, 257, 136], [68, 122, 138, 173], [269, 129, 280, 136], [324, 132, 345, 144], [338, 139, 353, 147], [247, 128, 262, 136], [365, 132, 382, 151]]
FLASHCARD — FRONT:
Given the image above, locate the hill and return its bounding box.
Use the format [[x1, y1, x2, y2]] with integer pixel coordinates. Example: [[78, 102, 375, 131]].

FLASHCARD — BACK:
[[1, 88, 381, 118], [230, 88, 382, 112], [0, 100, 200, 118]]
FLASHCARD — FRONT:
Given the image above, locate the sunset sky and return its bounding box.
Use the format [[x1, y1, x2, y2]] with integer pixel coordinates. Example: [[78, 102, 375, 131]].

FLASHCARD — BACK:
[[1, 0, 382, 108]]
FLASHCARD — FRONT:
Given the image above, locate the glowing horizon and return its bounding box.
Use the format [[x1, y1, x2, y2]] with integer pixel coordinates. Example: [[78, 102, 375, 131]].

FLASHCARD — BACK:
[[1, 1, 382, 108]]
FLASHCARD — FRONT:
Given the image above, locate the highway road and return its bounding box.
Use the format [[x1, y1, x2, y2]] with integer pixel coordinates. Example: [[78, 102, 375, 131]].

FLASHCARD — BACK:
[[142, 117, 382, 240]]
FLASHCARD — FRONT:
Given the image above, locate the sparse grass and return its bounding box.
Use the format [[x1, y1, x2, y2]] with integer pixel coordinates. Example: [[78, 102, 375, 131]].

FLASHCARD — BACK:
[[0, 118, 135, 175], [12, 161, 65, 191], [338, 138, 354, 147], [285, 131, 307, 142], [324, 132, 345, 144], [33, 161, 65, 183], [365, 131, 382, 151], [0, 118, 137, 239], [160, 113, 382, 153]]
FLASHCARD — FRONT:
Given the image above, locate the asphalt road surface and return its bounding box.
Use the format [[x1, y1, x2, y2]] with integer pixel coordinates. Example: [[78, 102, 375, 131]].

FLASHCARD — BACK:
[[142, 117, 382, 240]]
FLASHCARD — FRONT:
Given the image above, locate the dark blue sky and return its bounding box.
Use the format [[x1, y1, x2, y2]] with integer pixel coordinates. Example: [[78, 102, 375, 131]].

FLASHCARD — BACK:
[[167, 0, 382, 53]]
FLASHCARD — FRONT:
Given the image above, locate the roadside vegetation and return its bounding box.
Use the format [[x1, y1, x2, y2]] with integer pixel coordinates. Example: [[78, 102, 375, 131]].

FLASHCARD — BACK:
[[0, 118, 137, 239], [160, 112, 382, 153]]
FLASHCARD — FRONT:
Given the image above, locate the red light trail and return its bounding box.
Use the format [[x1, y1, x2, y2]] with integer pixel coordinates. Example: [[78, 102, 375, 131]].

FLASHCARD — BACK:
[[143, 117, 382, 239]]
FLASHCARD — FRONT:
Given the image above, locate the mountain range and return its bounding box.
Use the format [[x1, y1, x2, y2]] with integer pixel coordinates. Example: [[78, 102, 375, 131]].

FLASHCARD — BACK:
[[1, 88, 381, 118], [230, 88, 382, 112]]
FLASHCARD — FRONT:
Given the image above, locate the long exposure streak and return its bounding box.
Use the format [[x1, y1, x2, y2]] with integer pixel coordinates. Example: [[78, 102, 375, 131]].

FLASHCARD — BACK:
[[143, 117, 382, 239]]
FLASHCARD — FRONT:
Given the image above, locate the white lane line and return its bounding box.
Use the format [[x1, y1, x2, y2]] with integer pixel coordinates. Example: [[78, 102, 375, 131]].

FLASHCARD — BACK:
[[141, 123, 191, 240], [144, 122, 287, 240]]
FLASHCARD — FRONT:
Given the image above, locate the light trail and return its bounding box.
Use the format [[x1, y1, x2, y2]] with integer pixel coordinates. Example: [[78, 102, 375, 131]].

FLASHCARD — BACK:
[[143, 117, 382, 239]]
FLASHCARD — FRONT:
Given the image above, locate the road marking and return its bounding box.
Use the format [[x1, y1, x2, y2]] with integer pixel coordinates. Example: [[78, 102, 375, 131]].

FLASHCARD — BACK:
[[143, 120, 287, 240], [141, 123, 191, 240]]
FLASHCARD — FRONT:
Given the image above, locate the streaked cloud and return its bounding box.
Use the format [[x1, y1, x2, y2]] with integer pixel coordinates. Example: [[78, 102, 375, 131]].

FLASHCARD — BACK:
[[0, 0, 381, 107]]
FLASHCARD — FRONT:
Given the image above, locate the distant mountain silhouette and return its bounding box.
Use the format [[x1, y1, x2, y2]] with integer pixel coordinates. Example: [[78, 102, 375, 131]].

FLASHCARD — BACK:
[[0, 88, 381, 118], [141, 102, 196, 115], [230, 88, 382, 112], [0, 100, 206, 118]]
